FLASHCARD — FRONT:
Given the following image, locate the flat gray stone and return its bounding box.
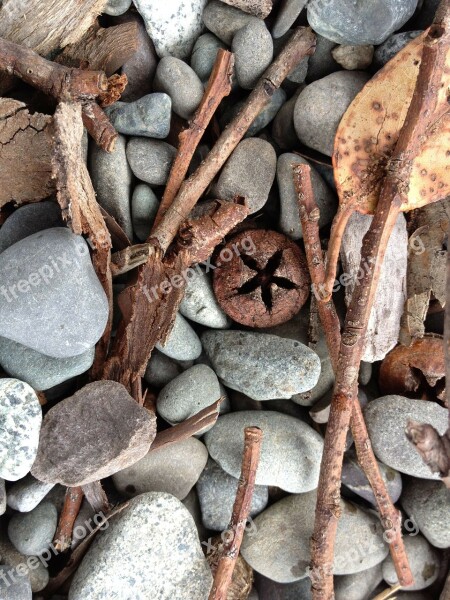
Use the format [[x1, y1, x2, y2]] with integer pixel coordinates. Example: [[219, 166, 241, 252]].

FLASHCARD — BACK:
[[364, 395, 448, 479], [272, 0, 308, 38], [0, 228, 109, 358], [69, 493, 213, 599], [144, 350, 183, 388], [204, 410, 323, 493], [0, 202, 63, 254], [8, 502, 57, 556], [373, 30, 422, 67], [126, 138, 176, 185], [7, 475, 54, 513], [232, 20, 273, 89], [191, 33, 228, 82], [382, 534, 440, 591], [0, 564, 32, 599], [31, 381, 155, 487], [342, 453, 402, 506], [0, 379, 41, 482], [104, 0, 131, 15], [247, 88, 287, 137], [197, 458, 268, 531], [131, 183, 159, 241], [154, 57, 204, 120], [156, 313, 202, 361], [202, 330, 321, 400], [179, 267, 230, 328], [401, 479, 450, 549], [108, 93, 171, 138], [113, 437, 208, 500], [202, 1, 257, 44], [335, 564, 383, 600], [241, 491, 388, 582], [0, 529, 49, 592]]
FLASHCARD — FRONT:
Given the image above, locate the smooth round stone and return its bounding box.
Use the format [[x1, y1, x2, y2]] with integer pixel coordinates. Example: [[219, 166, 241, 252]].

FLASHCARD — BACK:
[[154, 57, 204, 120], [401, 479, 450, 548], [131, 183, 159, 241], [89, 134, 133, 240], [232, 20, 273, 89], [197, 458, 268, 531], [202, 1, 257, 44], [335, 564, 383, 600], [0, 337, 94, 391], [272, 0, 308, 38], [0, 379, 41, 482], [294, 71, 370, 156], [113, 438, 208, 501], [332, 45, 374, 70], [307, 0, 419, 45], [306, 33, 340, 82], [156, 313, 202, 361], [382, 534, 440, 590], [0, 530, 49, 592], [126, 138, 176, 186], [247, 88, 287, 137], [7, 475, 54, 513], [214, 138, 276, 213], [271, 89, 302, 150], [342, 454, 402, 505], [69, 493, 213, 599], [204, 411, 323, 493], [202, 330, 321, 401], [0, 228, 109, 358], [191, 33, 228, 82], [133, 0, 208, 59], [0, 202, 63, 254], [373, 30, 422, 67], [179, 267, 230, 328], [255, 573, 312, 600], [241, 491, 388, 582], [0, 565, 32, 599], [0, 479, 5, 516], [144, 350, 183, 388], [8, 502, 57, 556], [104, 0, 131, 15], [108, 93, 171, 138], [364, 395, 448, 479], [278, 153, 337, 240]]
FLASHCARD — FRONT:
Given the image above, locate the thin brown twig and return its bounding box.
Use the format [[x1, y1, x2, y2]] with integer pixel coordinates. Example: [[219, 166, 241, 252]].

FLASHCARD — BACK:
[[209, 427, 262, 600], [53, 487, 84, 552]]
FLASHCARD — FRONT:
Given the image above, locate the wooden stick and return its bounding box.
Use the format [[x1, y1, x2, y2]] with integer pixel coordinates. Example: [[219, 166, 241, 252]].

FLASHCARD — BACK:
[[53, 487, 84, 552], [209, 427, 262, 600]]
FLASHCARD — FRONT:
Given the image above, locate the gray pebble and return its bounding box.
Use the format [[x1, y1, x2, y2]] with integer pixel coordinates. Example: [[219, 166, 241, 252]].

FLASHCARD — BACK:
[[365, 395, 448, 479], [7, 475, 54, 513], [382, 534, 440, 590], [154, 57, 204, 120], [214, 138, 276, 213], [144, 350, 183, 388], [204, 410, 323, 493], [104, 0, 131, 16], [0, 479, 5, 516], [232, 20, 273, 89], [359, 361, 372, 385], [202, 1, 257, 44], [294, 71, 370, 156], [113, 437, 208, 500], [191, 33, 228, 82], [306, 33, 340, 82], [255, 573, 312, 599], [8, 502, 57, 556], [108, 93, 171, 138], [179, 267, 230, 328], [373, 30, 422, 67], [271, 89, 302, 150], [335, 563, 383, 600], [126, 138, 176, 185], [197, 458, 268, 531], [0, 530, 48, 592], [0, 564, 32, 599], [342, 453, 402, 505], [332, 45, 374, 70], [0, 202, 63, 254], [131, 183, 159, 241], [247, 88, 287, 137], [156, 313, 202, 361], [272, 0, 308, 39], [69, 492, 213, 599]]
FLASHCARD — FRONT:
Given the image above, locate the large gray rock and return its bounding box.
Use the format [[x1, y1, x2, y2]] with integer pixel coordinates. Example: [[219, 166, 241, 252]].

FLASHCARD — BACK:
[[131, 183, 160, 241], [232, 20, 273, 89], [0, 529, 49, 592], [335, 564, 383, 600], [272, 0, 308, 39], [191, 33, 228, 82], [0, 564, 32, 599], [154, 57, 204, 120], [156, 313, 202, 361], [108, 93, 171, 138], [0, 202, 63, 254], [126, 138, 176, 186], [69, 493, 213, 599], [7, 475, 54, 513], [0, 379, 42, 482], [180, 268, 230, 328], [382, 534, 440, 591], [364, 395, 448, 479], [144, 350, 184, 388], [202, 330, 321, 400], [0, 228, 109, 358], [202, 1, 257, 44], [204, 411, 323, 493], [31, 381, 155, 487], [8, 502, 57, 556], [241, 491, 389, 582]]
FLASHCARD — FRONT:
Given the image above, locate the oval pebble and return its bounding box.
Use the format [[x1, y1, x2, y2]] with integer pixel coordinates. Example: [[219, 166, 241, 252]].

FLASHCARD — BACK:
[[8, 501, 57, 556], [202, 1, 257, 44], [154, 57, 204, 120], [156, 313, 202, 361], [108, 93, 171, 138], [131, 183, 160, 241], [232, 20, 273, 89], [7, 475, 55, 513], [144, 350, 183, 388], [179, 267, 230, 329], [126, 138, 176, 186]]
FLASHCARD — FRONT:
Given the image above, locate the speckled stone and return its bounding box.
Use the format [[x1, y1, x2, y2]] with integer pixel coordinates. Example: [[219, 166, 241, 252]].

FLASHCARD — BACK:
[[204, 411, 323, 493], [332, 45, 374, 70], [144, 350, 183, 388], [191, 33, 228, 82], [156, 313, 202, 361], [335, 564, 383, 600], [113, 437, 208, 500], [0, 529, 49, 592], [131, 183, 159, 241], [126, 138, 176, 186], [7, 475, 54, 513], [0, 202, 63, 254], [202, 1, 257, 44], [272, 0, 308, 38], [104, 0, 131, 16], [69, 493, 213, 599], [0, 565, 32, 599], [342, 454, 402, 505], [179, 267, 230, 328], [373, 30, 422, 67], [365, 395, 448, 479], [232, 20, 273, 89], [154, 57, 204, 120], [8, 502, 57, 556], [133, 0, 208, 59], [247, 88, 287, 137], [197, 458, 268, 531], [108, 93, 171, 138], [382, 534, 440, 591], [0, 379, 41, 482]]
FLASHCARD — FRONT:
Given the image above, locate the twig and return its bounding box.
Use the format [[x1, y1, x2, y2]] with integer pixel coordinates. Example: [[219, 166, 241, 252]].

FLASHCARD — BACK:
[[53, 487, 84, 552], [208, 427, 262, 600]]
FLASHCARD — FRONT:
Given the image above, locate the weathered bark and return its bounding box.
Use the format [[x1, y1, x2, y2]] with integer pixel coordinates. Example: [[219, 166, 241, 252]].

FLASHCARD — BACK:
[[53, 487, 84, 552]]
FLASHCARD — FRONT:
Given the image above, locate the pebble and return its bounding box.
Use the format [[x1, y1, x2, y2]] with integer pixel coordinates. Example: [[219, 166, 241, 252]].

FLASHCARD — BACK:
[[294, 71, 370, 156], [144, 350, 183, 388], [401, 479, 450, 549], [156, 313, 202, 361], [126, 138, 176, 186], [214, 138, 276, 213], [359, 361, 372, 385], [335, 564, 383, 600], [89, 135, 133, 240], [113, 437, 208, 500], [133, 0, 208, 59], [0, 565, 32, 599], [0, 202, 63, 254], [373, 30, 422, 67], [154, 56, 204, 120], [271, 89, 302, 150], [0, 479, 5, 516], [332, 45, 374, 70], [7, 475, 54, 513], [0, 379, 41, 482], [278, 153, 337, 240], [272, 0, 308, 39], [382, 534, 440, 590], [0, 337, 94, 391], [197, 458, 268, 531], [232, 20, 273, 89], [247, 88, 287, 136], [191, 33, 228, 82], [254, 573, 312, 599], [31, 381, 155, 487], [241, 491, 388, 582], [204, 410, 323, 493], [307, 0, 419, 45], [342, 453, 402, 505], [8, 502, 57, 556], [108, 93, 171, 138], [364, 395, 448, 479], [0, 529, 48, 592], [69, 492, 213, 599], [179, 267, 230, 328], [202, 1, 257, 44], [202, 330, 321, 400], [307, 34, 339, 82], [104, 0, 131, 16], [131, 183, 159, 241]]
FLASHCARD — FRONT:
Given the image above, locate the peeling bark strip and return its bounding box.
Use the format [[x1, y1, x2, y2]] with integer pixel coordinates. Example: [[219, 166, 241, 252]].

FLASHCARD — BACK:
[[53, 487, 84, 553]]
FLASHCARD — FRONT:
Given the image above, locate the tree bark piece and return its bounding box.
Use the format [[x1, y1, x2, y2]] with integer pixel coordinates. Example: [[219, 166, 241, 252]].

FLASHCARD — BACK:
[[209, 427, 262, 600], [219, 0, 272, 18], [53, 487, 84, 552]]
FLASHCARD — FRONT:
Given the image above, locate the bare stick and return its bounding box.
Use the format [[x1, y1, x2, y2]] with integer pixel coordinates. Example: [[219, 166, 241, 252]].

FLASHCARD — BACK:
[[53, 487, 84, 552], [209, 427, 262, 600]]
